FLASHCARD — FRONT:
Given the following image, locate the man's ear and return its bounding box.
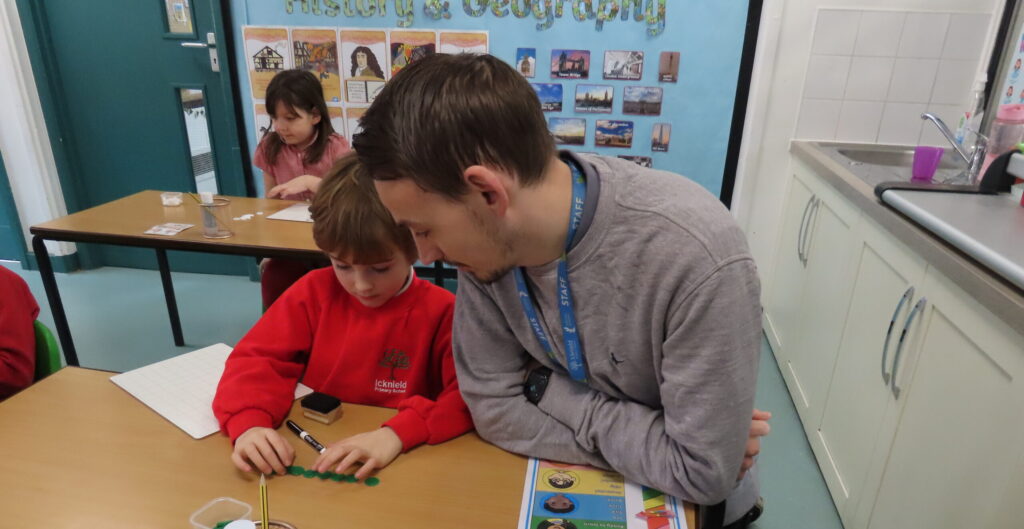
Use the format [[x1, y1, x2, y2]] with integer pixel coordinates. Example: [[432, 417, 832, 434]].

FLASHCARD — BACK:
[[462, 165, 509, 217]]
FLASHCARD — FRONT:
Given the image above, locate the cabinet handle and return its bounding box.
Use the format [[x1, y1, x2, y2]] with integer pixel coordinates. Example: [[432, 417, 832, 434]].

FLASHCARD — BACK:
[[890, 297, 926, 400], [802, 197, 821, 267], [796, 195, 814, 264], [881, 286, 914, 385], [797, 195, 815, 266]]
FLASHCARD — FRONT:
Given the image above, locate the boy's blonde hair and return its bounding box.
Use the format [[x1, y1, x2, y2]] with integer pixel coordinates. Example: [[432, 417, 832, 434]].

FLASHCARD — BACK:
[[310, 153, 418, 264]]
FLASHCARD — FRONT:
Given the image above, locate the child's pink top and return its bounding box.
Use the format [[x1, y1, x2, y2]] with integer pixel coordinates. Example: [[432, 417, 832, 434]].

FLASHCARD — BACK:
[[254, 132, 350, 200]]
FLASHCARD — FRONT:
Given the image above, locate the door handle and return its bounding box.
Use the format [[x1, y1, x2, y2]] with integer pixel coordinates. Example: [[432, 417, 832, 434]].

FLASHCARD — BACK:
[[181, 32, 219, 72], [890, 297, 926, 400], [797, 194, 815, 265], [802, 197, 821, 267], [881, 286, 914, 384]]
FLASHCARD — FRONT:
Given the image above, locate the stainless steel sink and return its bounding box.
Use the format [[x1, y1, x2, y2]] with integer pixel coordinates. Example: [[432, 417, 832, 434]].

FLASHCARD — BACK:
[[837, 147, 962, 170], [812, 142, 966, 187]]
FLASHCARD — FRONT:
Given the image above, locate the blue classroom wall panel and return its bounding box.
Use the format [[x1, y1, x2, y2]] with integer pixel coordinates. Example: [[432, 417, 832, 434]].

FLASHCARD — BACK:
[[230, 0, 749, 197]]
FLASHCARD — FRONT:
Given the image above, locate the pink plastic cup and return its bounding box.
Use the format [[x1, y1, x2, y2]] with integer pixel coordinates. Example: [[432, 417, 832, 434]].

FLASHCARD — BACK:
[[912, 146, 944, 182]]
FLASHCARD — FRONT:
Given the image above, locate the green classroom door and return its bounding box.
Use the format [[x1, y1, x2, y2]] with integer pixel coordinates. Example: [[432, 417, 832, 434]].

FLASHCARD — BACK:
[[0, 151, 26, 261], [19, 0, 250, 274]]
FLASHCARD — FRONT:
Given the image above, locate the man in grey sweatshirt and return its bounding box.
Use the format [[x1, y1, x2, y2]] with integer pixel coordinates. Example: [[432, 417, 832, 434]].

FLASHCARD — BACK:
[[355, 53, 766, 527]]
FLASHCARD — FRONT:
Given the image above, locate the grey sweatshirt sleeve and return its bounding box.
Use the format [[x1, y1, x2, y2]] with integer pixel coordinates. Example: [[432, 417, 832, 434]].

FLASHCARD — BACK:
[[452, 274, 611, 469], [531, 258, 761, 505]]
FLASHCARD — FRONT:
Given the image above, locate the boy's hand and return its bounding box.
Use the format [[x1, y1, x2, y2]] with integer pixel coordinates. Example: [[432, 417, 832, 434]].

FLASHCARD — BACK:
[[232, 427, 295, 475], [739, 408, 772, 480], [268, 175, 321, 199], [311, 427, 403, 480]]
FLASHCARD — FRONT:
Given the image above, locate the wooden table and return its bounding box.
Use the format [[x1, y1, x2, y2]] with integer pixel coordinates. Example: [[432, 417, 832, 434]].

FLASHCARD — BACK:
[[0, 368, 695, 529], [29, 191, 455, 366]]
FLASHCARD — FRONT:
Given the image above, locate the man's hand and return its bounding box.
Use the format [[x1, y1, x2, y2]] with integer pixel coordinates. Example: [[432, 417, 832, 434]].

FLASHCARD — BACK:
[[310, 427, 403, 480], [232, 426, 295, 475], [739, 408, 772, 480]]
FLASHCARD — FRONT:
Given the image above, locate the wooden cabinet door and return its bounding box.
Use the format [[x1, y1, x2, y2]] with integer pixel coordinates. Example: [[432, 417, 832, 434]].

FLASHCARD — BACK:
[[864, 270, 1024, 529], [811, 220, 926, 529]]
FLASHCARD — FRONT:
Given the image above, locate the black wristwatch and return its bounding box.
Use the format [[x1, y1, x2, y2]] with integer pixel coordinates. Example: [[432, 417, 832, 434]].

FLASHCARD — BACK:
[[524, 366, 553, 405]]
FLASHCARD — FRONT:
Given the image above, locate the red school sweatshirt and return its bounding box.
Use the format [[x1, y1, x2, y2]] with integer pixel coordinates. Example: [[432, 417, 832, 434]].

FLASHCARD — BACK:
[[213, 267, 473, 451]]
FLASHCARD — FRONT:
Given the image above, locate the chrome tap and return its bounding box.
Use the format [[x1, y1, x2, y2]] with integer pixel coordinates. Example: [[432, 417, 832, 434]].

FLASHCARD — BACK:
[[920, 112, 988, 183]]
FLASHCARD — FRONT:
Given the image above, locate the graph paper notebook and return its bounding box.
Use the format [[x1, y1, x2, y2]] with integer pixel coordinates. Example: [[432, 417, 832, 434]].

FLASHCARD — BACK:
[[110, 343, 313, 439]]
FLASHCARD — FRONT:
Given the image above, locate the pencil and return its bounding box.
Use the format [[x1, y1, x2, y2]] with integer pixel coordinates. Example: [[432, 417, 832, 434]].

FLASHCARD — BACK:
[[187, 192, 231, 230], [259, 473, 268, 528]]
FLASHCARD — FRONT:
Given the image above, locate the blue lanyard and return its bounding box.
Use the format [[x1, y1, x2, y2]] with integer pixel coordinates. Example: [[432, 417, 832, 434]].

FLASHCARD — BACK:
[[513, 161, 588, 382]]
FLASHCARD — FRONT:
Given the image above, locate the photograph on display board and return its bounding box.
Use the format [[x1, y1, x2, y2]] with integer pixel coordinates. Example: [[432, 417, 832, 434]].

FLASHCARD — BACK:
[[595, 120, 634, 148], [516, 48, 537, 78], [659, 52, 680, 83], [574, 85, 613, 113], [340, 30, 387, 104], [549, 118, 586, 145], [623, 86, 663, 116], [439, 31, 488, 54], [291, 28, 341, 103], [618, 155, 653, 168], [532, 83, 563, 112], [390, 30, 437, 77], [345, 106, 367, 143], [244, 26, 291, 100], [254, 103, 270, 140], [603, 51, 644, 81], [550, 49, 590, 79], [651, 123, 671, 152], [328, 106, 345, 139]]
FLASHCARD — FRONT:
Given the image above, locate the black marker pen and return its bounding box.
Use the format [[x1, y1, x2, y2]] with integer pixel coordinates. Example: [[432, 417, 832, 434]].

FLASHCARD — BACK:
[[286, 419, 326, 454]]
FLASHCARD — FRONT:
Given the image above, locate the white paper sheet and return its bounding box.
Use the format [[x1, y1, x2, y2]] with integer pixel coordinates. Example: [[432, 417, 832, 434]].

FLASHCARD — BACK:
[[110, 343, 312, 439], [266, 203, 312, 223]]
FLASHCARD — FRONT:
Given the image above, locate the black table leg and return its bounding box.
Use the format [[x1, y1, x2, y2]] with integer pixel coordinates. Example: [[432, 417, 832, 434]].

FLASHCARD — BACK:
[[31, 235, 79, 367], [155, 248, 185, 346]]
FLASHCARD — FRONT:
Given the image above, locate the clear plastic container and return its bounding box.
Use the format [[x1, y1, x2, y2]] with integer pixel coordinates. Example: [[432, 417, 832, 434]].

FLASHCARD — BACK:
[[982, 104, 1024, 176], [160, 191, 183, 206], [190, 497, 252, 529]]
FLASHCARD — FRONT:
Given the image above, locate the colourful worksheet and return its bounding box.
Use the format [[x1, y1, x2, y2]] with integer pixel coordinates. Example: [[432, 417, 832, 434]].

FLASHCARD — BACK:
[[518, 459, 687, 529]]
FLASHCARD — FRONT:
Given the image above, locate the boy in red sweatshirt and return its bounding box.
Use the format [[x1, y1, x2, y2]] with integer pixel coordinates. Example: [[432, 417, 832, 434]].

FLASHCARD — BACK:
[[213, 154, 472, 479]]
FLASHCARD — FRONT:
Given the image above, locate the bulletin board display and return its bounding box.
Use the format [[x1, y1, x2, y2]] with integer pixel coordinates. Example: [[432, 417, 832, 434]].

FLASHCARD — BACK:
[[230, 1, 750, 197]]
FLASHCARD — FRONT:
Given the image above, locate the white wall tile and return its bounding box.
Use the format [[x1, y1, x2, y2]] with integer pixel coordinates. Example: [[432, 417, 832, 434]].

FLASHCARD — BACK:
[[804, 55, 852, 99], [812, 10, 861, 56], [898, 13, 951, 59], [942, 14, 992, 61], [888, 58, 939, 103], [877, 102, 927, 145], [845, 57, 894, 101], [837, 101, 885, 142], [854, 11, 906, 57], [931, 59, 977, 105], [796, 99, 842, 140], [919, 103, 964, 146]]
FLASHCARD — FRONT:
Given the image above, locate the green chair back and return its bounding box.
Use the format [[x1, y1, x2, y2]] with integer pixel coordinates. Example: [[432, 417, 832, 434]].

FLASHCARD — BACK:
[[33, 320, 62, 381]]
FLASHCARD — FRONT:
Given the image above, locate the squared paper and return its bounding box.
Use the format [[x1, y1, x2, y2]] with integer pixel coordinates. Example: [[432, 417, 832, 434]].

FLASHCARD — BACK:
[[266, 203, 313, 223], [110, 343, 312, 439]]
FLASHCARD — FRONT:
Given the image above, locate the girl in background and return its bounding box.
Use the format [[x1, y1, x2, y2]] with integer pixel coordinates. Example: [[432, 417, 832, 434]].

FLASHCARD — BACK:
[[255, 69, 350, 307]]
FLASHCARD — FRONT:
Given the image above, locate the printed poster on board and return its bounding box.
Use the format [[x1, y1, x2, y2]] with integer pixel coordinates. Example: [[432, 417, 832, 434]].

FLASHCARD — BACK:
[[340, 30, 388, 104], [389, 30, 436, 77], [328, 105, 345, 139], [243, 26, 291, 100], [438, 31, 489, 54], [291, 28, 342, 103], [345, 106, 367, 143]]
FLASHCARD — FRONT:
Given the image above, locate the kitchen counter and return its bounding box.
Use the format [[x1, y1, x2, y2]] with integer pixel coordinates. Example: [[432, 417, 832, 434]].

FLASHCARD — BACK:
[[791, 140, 1024, 335]]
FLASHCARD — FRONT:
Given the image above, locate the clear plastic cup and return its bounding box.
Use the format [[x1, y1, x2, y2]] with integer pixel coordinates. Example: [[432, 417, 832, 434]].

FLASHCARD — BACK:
[[190, 497, 252, 529], [161, 192, 183, 206]]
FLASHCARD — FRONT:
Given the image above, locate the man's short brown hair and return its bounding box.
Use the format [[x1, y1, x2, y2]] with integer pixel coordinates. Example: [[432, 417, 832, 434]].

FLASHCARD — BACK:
[[310, 153, 417, 264], [354, 53, 555, 199]]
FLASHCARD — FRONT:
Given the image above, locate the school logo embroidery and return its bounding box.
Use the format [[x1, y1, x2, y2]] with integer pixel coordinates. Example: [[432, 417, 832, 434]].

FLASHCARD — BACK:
[[375, 348, 411, 394]]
